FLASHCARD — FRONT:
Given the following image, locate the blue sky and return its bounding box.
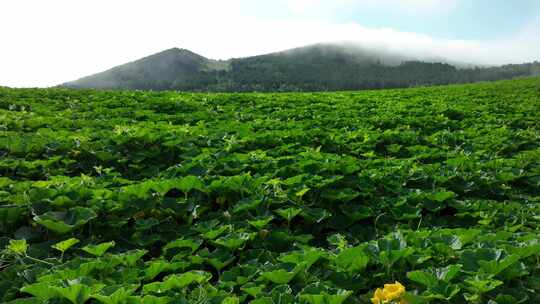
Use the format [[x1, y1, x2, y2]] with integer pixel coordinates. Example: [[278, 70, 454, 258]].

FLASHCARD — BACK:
[[245, 0, 540, 40], [1, 0, 539, 87], [345, 0, 540, 39]]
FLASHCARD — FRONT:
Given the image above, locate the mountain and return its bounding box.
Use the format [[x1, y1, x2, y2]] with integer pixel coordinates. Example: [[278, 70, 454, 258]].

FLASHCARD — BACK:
[[63, 48, 229, 90], [61, 43, 540, 92]]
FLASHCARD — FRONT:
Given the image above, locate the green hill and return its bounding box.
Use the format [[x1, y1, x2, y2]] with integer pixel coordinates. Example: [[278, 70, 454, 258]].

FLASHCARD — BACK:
[[1, 78, 540, 303], [61, 43, 540, 91]]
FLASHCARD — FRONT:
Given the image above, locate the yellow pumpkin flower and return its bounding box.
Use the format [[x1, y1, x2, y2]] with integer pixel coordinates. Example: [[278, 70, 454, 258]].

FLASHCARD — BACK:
[[370, 281, 406, 304], [383, 281, 406, 300], [371, 288, 385, 304]]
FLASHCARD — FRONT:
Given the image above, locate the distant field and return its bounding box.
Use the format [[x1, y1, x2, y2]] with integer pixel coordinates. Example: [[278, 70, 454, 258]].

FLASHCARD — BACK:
[[1, 78, 539, 303]]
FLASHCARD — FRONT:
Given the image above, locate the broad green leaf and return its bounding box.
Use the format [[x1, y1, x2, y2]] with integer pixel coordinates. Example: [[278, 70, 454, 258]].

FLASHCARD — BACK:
[[142, 271, 211, 294], [52, 238, 80, 253], [82, 241, 115, 256], [202, 225, 231, 240], [464, 276, 503, 294], [407, 270, 439, 288], [430, 190, 456, 202], [260, 264, 305, 284], [163, 238, 203, 253], [301, 208, 331, 223], [221, 297, 240, 304], [299, 283, 353, 304], [33, 207, 97, 234], [436, 264, 462, 282], [232, 197, 262, 214], [20, 282, 59, 300], [299, 290, 352, 304], [248, 216, 274, 229], [335, 246, 369, 274], [205, 248, 236, 271], [52, 283, 103, 304], [177, 175, 204, 193], [92, 285, 139, 304], [241, 283, 266, 297], [295, 187, 310, 197], [280, 247, 323, 269], [141, 295, 172, 304], [479, 254, 521, 276], [7, 239, 28, 255], [340, 204, 373, 220], [144, 260, 171, 280], [213, 232, 254, 251], [275, 207, 302, 222], [113, 249, 148, 266], [321, 188, 359, 202]]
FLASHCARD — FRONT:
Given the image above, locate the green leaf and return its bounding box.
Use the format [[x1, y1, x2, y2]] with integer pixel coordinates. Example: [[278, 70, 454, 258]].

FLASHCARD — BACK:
[[113, 249, 147, 266], [7, 239, 28, 255], [232, 197, 263, 214], [141, 295, 173, 304], [21, 282, 59, 300], [52, 283, 103, 304], [340, 204, 373, 220], [248, 216, 274, 229], [202, 225, 231, 240], [299, 283, 353, 304], [176, 176, 205, 194], [221, 297, 240, 304], [402, 293, 429, 304], [205, 248, 236, 271], [163, 238, 203, 253], [92, 285, 139, 304], [436, 264, 462, 282], [295, 187, 310, 197], [144, 260, 172, 280], [279, 247, 323, 269], [142, 271, 212, 294], [430, 190, 456, 202], [321, 188, 359, 202], [479, 254, 521, 276], [299, 291, 352, 304], [335, 246, 369, 274], [213, 232, 254, 251], [261, 269, 297, 284], [301, 208, 332, 223], [33, 207, 97, 234], [241, 283, 266, 297], [464, 276, 503, 294], [407, 270, 439, 288], [52, 238, 80, 253], [275, 207, 302, 222], [260, 264, 305, 284], [82, 241, 115, 257]]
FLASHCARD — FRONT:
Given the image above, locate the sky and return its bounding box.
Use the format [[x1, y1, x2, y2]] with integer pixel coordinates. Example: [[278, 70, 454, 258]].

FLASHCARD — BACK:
[[1, 0, 539, 88]]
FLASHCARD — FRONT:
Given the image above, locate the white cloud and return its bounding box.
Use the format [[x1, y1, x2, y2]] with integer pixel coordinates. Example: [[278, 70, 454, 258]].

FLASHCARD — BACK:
[[282, 0, 461, 17], [0, 0, 537, 88]]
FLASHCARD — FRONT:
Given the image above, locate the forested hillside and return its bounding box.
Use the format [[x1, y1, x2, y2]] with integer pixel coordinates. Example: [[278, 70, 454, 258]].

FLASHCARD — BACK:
[[62, 44, 540, 92]]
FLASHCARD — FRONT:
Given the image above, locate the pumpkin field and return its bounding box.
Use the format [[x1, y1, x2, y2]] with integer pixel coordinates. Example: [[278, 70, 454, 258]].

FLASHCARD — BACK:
[[1, 78, 539, 303]]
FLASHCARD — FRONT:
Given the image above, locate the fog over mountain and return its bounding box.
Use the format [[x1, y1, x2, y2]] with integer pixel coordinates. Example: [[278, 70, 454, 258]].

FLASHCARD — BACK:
[[61, 42, 539, 92]]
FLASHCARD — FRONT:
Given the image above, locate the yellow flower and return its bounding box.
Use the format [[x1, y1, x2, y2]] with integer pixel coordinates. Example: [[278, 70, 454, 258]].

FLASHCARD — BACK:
[[383, 281, 406, 300], [370, 281, 406, 304], [371, 288, 385, 304]]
